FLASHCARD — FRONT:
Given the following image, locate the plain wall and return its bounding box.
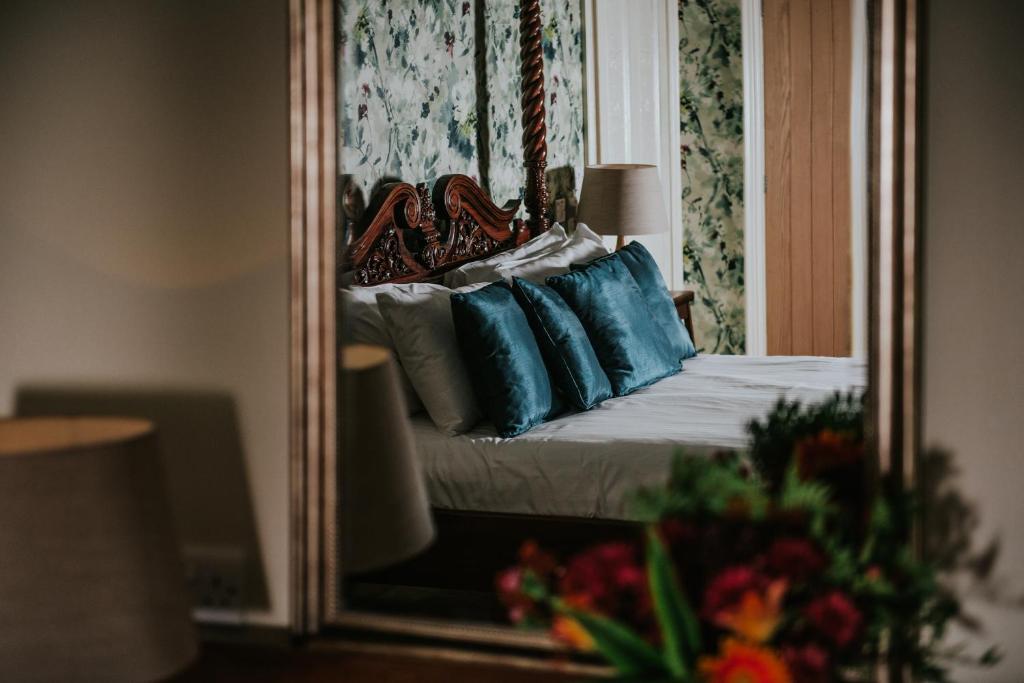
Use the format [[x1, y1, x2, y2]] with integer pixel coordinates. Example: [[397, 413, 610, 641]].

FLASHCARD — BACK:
[[923, 0, 1024, 678], [0, 0, 291, 627]]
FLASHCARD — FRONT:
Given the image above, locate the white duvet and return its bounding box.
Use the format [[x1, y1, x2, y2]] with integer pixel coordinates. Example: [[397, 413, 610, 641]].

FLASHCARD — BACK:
[[411, 354, 867, 520]]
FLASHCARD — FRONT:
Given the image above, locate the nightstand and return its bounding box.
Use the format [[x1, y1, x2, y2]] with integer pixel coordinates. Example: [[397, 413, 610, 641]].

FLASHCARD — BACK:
[[670, 290, 697, 347]]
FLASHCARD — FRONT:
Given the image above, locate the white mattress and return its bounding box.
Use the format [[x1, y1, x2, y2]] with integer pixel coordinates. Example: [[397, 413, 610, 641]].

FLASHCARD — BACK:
[[412, 354, 866, 520]]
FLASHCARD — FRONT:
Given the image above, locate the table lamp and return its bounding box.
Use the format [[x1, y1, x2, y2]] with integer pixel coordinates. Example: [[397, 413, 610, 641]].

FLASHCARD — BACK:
[[0, 417, 197, 682], [576, 164, 670, 249], [340, 344, 435, 574]]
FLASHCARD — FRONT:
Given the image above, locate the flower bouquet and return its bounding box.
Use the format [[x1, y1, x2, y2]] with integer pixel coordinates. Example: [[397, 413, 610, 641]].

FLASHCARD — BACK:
[[497, 393, 997, 682]]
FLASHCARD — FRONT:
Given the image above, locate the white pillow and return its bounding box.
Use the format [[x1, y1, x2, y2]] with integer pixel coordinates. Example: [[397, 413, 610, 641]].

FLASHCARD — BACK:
[[443, 223, 568, 287], [376, 283, 487, 435], [494, 223, 609, 283], [341, 284, 440, 414]]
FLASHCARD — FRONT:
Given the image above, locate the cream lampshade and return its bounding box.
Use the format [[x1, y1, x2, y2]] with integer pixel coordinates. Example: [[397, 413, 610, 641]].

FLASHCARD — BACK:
[[341, 344, 435, 574], [0, 417, 197, 682], [576, 164, 670, 249]]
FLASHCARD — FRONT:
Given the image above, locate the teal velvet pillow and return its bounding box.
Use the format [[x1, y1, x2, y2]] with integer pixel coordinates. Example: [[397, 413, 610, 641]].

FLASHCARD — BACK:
[[574, 243, 696, 362], [616, 242, 697, 361], [547, 257, 680, 396], [510, 277, 612, 410], [451, 281, 563, 437]]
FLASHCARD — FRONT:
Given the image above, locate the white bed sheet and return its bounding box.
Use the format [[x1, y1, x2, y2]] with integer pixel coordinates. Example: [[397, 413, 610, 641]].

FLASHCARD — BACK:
[[412, 354, 866, 519]]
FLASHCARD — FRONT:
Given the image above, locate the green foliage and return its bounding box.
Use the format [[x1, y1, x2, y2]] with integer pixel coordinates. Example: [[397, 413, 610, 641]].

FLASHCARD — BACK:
[[646, 529, 701, 679], [631, 451, 767, 521], [779, 464, 833, 518], [552, 601, 667, 677], [748, 391, 865, 491]]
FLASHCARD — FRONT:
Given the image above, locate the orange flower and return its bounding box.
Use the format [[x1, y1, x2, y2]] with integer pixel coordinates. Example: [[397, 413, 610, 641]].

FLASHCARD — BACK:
[[551, 615, 595, 651], [795, 429, 863, 480], [713, 580, 787, 643], [699, 639, 792, 683]]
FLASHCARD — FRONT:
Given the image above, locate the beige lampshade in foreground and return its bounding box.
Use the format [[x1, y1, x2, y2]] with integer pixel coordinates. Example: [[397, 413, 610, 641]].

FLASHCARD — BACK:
[[341, 344, 435, 574], [0, 417, 197, 682], [577, 164, 670, 238]]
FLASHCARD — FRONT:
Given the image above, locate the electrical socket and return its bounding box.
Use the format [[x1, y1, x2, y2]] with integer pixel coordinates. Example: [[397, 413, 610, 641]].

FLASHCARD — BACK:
[[182, 545, 245, 620]]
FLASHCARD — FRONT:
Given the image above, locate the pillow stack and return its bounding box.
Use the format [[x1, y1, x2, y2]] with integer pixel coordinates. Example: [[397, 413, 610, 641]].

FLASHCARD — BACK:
[[344, 227, 695, 439]]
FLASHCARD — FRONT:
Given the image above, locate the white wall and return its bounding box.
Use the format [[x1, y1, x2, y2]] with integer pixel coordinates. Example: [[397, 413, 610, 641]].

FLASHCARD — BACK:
[[922, 0, 1024, 678], [0, 0, 291, 627], [585, 0, 682, 287]]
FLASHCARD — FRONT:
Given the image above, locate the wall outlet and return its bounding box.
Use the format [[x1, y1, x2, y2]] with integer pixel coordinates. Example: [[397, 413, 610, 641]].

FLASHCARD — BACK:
[[183, 545, 245, 621], [554, 197, 567, 223]]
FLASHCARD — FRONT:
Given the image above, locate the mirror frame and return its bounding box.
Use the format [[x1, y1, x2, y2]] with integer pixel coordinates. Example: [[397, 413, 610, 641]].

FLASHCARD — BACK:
[[288, 0, 923, 668]]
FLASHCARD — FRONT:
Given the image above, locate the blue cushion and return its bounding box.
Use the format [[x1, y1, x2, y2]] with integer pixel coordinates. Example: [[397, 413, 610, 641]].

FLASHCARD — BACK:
[[574, 243, 696, 361], [510, 277, 612, 410], [451, 281, 563, 437], [547, 257, 680, 396]]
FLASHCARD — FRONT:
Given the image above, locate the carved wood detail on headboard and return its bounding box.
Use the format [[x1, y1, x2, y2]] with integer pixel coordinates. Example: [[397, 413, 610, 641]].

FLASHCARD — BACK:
[[344, 0, 553, 287], [347, 174, 527, 286]]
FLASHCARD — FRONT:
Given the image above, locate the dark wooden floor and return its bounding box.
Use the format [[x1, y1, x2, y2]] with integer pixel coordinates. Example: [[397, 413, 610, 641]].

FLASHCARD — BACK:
[[171, 641, 592, 682]]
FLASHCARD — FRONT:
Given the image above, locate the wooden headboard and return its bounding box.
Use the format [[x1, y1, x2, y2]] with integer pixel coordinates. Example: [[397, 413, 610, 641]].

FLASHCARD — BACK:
[[345, 0, 551, 287], [347, 176, 527, 286]]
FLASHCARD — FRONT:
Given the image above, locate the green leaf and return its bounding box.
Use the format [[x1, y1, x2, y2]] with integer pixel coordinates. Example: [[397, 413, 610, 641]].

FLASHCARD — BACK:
[[779, 463, 833, 515], [553, 601, 667, 677], [646, 527, 700, 678], [519, 570, 548, 602]]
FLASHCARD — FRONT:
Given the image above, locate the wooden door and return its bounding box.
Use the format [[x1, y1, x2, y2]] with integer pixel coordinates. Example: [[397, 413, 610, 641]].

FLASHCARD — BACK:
[[764, 0, 853, 356]]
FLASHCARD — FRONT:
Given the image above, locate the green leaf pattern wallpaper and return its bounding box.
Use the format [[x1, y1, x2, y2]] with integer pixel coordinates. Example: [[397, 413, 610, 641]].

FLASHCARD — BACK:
[[678, 0, 745, 354], [338, 0, 585, 218], [338, 0, 746, 353]]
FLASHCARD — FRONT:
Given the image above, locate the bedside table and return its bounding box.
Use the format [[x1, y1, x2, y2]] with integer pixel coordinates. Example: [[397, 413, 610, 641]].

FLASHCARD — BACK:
[[670, 290, 697, 347]]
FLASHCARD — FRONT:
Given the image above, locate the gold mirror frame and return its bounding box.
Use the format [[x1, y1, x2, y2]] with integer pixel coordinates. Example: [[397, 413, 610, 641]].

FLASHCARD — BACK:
[[288, 0, 922, 670]]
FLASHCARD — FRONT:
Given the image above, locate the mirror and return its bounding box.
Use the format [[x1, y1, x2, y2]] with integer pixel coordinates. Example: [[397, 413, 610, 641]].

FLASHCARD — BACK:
[[330, 0, 873, 637]]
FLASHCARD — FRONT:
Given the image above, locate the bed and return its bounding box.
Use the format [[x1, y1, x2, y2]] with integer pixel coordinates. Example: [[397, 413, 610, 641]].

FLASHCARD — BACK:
[[415, 354, 865, 519]]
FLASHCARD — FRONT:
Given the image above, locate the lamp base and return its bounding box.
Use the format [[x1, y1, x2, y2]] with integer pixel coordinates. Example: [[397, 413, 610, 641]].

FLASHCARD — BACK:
[[616, 235, 626, 251]]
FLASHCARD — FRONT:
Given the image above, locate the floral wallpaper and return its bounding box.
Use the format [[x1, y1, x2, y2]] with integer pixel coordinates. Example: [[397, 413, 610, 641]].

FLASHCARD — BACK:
[[338, 0, 585, 220], [678, 0, 745, 354], [339, 1, 480, 199]]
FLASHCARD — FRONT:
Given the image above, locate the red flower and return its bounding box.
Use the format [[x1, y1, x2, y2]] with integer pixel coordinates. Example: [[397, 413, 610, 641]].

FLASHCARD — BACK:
[[805, 591, 863, 649], [782, 644, 829, 683], [659, 517, 698, 547], [702, 566, 770, 621], [767, 538, 827, 583], [559, 542, 652, 632]]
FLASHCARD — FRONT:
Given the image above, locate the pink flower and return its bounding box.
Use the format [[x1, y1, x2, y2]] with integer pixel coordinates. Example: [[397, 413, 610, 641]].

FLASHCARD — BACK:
[[495, 567, 529, 623], [805, 591, 863, 649]]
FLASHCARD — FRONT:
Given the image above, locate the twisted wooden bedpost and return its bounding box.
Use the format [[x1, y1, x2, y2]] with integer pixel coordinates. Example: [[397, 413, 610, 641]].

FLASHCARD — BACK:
[[520, 0, 550, 236]]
